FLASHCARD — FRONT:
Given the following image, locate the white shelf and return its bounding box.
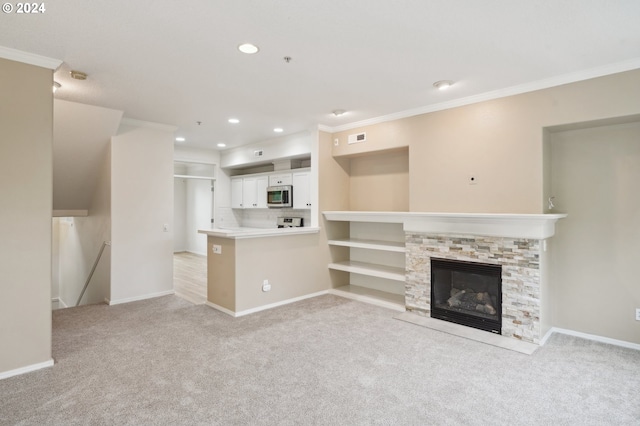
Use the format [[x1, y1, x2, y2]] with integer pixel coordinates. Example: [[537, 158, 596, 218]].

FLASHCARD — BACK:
[[174, 174, 215, 180], [329, 285, 405, 312], [328, 260, 405, 281], [328, 238, 405, 253]]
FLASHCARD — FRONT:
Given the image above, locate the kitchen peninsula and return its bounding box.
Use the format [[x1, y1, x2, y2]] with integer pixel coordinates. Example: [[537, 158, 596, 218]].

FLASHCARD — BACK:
[[198, 226, 323, 316]]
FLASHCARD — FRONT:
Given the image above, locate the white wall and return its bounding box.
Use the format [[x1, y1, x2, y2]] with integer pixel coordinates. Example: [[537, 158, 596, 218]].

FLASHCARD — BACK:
[[110, 123, 174, 304], [220, 131, 311, 169], [173, 178, 187, 252], [185, 178, 212, 255], [173, 146, 220, 251]]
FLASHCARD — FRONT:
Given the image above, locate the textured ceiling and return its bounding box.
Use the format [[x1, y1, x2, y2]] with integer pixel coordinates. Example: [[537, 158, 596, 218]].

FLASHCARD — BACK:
[[1, 1, 640, 150]]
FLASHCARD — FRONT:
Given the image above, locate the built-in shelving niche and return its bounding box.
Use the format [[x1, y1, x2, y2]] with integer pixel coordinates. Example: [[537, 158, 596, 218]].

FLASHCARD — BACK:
[[327, 220, 406, 312]]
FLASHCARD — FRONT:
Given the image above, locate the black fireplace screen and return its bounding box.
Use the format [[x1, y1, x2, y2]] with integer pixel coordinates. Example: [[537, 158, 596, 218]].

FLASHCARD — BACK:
[[430, 258, 502, 334]]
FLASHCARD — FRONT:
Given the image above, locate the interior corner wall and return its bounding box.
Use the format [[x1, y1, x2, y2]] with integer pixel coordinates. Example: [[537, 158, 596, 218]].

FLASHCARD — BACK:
[[318, 130, 350, 288], [349, 148, 409, 211], [0, 58, 53, 374], [549, 121, 640, 344], [110, 126, 174, 304]]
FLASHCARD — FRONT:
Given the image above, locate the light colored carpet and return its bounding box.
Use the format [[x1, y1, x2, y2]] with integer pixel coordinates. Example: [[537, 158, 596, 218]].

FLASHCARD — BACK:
[[1, 295, 639, 425]]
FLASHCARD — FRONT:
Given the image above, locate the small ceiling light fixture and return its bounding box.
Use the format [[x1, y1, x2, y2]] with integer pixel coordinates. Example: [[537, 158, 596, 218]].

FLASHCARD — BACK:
[[70, 70, 88, 80], [332, 109, 346, 117], [217, 143, 227, 148], [433, 80, 454, 91], [53, 81, 61, 93], [175, 137, 186, 142], [238, 43, 259, 54], [228, 118, 240, 124], [274, 127, 284, 133]]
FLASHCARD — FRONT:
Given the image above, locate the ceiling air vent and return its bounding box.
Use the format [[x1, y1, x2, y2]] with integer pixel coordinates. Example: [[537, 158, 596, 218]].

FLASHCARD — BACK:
[[348, 132, 366, 144], [254, 150, 263, 157]]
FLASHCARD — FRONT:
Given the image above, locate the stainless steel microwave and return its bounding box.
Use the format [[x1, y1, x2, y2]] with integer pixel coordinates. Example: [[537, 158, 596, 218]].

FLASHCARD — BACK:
[[267, 185, 292, 208]]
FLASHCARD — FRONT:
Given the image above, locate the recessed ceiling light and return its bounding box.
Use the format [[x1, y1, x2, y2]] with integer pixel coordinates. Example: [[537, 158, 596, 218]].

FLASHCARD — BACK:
[[217, 143, 226, 148], [332, 109, 346, 117], [238, 43, 259, 54], [175, 137, 186, 142], [53, 81, 61, 93], [228, 118, 240, 124], [433, 80, 454, 91], [274, 128, 283, 133]]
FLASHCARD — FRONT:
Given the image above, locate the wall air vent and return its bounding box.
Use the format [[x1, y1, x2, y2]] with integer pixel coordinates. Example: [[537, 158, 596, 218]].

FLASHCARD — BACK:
[[348, 132, 366, 144], [254, 150, 263, 157]]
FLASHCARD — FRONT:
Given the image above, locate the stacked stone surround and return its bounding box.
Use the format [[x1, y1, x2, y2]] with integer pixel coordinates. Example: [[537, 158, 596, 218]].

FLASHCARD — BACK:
[[405, 233, 543, 344]]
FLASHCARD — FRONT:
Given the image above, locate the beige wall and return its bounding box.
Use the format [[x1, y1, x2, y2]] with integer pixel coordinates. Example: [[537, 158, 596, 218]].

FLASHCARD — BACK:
[[110, 125, 174, 303], [548, 121, 640, 344], [349, 148, 409, 211], [330, 70, 640, 214], [207, 236, 236, 311], [0, 58, 53, 374], [318, 130, 350, 288], [235, 233, 327, 312]]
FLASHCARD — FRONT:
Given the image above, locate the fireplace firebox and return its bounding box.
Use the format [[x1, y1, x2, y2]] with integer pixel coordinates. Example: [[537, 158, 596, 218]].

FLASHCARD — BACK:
[[430, 258, 502, 334]]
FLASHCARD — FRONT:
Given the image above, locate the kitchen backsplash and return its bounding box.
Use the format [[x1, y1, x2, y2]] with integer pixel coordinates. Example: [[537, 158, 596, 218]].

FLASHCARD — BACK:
[[217, 207, 310, 229]]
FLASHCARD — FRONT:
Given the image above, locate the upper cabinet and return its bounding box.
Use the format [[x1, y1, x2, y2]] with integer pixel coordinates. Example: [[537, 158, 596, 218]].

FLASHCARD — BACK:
[[292, 171, 311, 209], [231, 175, 268, 209], [231, 177, 243, 209], [231, 169, 311, 209], [269, 172, 292, 186]]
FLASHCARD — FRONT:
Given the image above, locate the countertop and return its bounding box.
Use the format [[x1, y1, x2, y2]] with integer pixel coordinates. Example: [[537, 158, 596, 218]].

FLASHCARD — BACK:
[[198, 226, 320, 239]]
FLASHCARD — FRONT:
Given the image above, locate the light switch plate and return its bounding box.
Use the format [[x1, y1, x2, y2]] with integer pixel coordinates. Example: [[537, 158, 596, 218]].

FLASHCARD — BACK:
[[212, 245, 222, 254]]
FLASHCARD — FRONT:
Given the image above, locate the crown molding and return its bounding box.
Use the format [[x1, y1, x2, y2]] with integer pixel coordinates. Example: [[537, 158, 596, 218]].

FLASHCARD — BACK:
[[119, 117, 177, 133], [0, 46, 62, 70], [326, 58, 640, 134]]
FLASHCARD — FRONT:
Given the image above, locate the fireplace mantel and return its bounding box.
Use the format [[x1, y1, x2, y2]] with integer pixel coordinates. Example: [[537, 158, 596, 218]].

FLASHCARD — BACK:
[[323, 211, 567, 239]]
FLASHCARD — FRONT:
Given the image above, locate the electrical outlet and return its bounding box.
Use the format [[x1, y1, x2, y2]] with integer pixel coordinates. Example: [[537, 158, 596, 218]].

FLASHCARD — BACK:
[[262, 279, 271, 292], [636, 308, 640, 321]]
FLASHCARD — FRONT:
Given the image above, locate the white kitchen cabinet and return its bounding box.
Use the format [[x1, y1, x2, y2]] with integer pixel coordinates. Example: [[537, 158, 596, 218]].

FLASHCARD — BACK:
[[255, 175, 268, 208], [292, 171, 311, 209], [269, 173, 292, 186], [231, 177, 244, 208], [235, 175, 268, 209]]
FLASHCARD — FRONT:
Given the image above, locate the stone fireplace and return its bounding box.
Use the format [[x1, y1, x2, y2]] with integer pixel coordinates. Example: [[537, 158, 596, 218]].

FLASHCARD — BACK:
[[403, 213, 566, 345]]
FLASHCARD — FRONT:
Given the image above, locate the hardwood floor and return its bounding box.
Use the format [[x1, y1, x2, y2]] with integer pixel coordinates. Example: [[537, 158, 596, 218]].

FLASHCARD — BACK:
[[173, 252, 207, 304]]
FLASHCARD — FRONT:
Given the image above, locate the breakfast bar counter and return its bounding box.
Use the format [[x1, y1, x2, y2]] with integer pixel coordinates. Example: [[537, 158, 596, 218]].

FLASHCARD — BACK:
[[198, 226, 319, 239], [197, 226, 325, 317]]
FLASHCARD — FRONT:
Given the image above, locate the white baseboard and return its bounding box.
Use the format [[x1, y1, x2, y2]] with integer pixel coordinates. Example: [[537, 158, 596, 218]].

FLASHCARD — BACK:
[[106, 290, 175, 306], [206, 291, 329, 317], [0, 359, 54, 380], [205, 301, 236, 316], [542, 327, 640, 351], [51, 297, 68, 309]]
